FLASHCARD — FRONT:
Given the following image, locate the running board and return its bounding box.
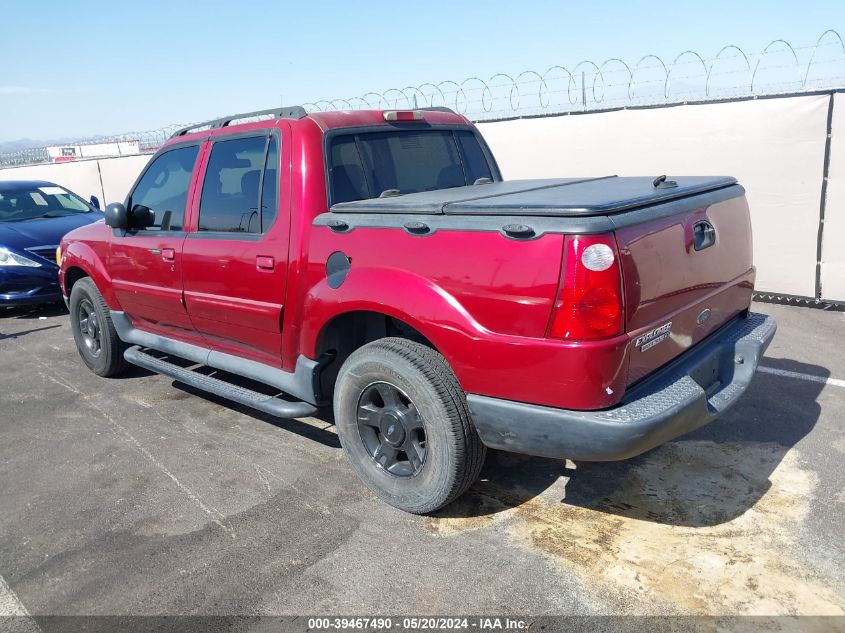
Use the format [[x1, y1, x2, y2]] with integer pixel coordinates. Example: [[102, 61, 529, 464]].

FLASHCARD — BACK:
[[124, 346, 318, 419], [109, 310, 324, 405]]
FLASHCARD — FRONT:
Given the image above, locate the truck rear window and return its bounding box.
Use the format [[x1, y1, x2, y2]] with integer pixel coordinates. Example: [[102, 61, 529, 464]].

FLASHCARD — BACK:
[[329, 129, 493, 204]]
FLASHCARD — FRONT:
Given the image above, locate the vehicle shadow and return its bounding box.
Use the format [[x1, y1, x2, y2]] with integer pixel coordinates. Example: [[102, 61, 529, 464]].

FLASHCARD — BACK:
[[110, 364, 156, 379], [172, 378, 342, 450], [155, 351, 825, 528], [0, 303, 67, 340], [432, 357, 825, 528], [0, 301, 67, 320], [0, 323, 62, 341]]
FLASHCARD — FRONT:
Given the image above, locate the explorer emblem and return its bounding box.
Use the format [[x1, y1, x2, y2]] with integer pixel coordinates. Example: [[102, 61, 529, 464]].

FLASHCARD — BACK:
[[635, 322, 672, 352]]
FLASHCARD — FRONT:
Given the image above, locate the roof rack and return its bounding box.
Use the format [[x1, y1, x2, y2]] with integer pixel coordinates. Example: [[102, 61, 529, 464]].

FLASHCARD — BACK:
[[170, 106, 308, 138], [169, 105, 458, 139]]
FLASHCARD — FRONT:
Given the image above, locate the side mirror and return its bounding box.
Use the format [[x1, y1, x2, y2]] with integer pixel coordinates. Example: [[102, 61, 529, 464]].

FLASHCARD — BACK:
[[130, 205, 155, 229], [89, 195, 101, 210], [104, 202, 129, 229]]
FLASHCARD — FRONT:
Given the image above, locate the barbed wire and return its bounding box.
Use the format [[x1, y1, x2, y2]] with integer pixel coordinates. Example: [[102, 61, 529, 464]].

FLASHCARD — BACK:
[[301, 29, 845, 115], [2, 29, 844, 168]]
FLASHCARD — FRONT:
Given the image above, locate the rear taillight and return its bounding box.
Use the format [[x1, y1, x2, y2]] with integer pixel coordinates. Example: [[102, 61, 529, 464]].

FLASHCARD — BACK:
[[547, 234, 624, 340]]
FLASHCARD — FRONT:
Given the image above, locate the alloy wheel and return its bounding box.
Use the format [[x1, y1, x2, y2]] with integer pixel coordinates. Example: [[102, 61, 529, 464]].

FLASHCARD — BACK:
[[356, 382, 427, 477], [76, 298, 102, 357]]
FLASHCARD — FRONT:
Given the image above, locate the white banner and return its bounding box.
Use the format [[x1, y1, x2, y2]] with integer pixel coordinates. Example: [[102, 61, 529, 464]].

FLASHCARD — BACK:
[[478, 95, 831, 298]]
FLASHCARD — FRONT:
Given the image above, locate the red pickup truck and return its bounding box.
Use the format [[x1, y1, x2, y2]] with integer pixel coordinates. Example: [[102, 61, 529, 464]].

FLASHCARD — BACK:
[[59, 106, 776, 513]]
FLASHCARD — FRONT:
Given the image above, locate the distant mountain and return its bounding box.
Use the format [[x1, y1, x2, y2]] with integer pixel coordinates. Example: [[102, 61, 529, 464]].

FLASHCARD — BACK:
[[0, 136, 103, 153], [0, 138, 47, 153]]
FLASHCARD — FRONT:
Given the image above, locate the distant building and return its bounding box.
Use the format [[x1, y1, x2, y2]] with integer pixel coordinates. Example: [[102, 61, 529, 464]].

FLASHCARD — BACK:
[[46, 139, 141, 163]]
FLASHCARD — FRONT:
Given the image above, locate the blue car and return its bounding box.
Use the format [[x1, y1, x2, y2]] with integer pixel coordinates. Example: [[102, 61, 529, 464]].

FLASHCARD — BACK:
[[0, 180, 104, 307]]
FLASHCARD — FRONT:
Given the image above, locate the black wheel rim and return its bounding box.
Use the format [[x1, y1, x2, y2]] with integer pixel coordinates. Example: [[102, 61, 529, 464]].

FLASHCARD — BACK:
[[76, 298, 102, 358], [356, 382, 427, 478]]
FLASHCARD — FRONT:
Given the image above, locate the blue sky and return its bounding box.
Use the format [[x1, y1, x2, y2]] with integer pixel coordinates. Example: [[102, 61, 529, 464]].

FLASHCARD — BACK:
[[0, 0, 842, 142]]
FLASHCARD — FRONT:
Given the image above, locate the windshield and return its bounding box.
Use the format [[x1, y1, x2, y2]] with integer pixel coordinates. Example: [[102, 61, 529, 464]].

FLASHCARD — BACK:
[[0, 184, 93, 222], [328, 129, 494, 204]]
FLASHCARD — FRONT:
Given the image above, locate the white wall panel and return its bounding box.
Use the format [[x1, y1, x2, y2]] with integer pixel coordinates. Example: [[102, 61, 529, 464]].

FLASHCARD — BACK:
[[0, 160, 105, 204], [96, 154, 152, 203], [478, 95, 830, 298]]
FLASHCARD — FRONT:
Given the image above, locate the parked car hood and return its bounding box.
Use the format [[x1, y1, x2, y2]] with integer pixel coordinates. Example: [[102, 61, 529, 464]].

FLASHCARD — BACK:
[[0, 211, 104, 250]]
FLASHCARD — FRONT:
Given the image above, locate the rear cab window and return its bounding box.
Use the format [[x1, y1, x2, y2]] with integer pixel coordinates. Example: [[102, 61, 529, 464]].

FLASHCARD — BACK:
[[328, 128, 494, 204]]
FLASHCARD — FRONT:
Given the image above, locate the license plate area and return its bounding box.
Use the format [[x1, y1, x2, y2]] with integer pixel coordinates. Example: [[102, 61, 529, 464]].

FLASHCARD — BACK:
[[689, 351, 723, 394]]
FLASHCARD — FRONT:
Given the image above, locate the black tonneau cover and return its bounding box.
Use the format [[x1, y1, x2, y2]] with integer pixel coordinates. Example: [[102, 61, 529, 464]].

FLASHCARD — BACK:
[[330, 175, 738, 217]]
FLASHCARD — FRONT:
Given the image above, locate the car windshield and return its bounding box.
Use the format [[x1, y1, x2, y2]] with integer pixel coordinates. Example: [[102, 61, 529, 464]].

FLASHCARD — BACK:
[[328, 129, 494, 204], [0, 184, 92, 222]]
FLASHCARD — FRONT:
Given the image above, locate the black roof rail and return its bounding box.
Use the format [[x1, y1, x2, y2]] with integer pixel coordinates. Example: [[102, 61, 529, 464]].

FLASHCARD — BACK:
[[170, 106, 308, 138]]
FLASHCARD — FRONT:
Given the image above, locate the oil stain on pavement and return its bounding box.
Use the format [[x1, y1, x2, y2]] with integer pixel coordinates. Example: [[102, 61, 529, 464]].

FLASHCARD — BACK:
[[427, 441, 845, 615]]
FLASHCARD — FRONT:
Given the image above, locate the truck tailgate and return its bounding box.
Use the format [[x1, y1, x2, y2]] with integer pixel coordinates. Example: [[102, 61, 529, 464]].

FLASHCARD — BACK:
[[616, 192, 755, 386]]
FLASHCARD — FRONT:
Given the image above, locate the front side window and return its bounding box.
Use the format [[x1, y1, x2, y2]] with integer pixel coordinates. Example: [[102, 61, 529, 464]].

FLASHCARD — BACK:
[[328, 129, 494, 204], [198, 135, 277, 234], [129, 145, 199, 231]]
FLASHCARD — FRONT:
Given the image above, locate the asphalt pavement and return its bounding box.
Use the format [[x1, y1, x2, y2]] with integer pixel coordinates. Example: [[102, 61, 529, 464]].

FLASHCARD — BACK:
[[0, 301, 843, 619]]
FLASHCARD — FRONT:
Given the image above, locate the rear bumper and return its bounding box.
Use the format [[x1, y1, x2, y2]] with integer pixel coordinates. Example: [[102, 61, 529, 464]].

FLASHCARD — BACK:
[[467, 312, 776, 461]]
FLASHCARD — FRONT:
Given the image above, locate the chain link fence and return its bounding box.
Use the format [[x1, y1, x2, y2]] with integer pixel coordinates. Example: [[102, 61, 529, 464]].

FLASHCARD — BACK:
[[3, 29, 844, 168]]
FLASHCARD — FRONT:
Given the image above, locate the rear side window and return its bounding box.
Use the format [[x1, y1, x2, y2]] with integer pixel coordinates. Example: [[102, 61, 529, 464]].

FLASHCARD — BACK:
[[456, 131, 493, 185], [199, 135, 278, 234], [328, 129, 493, 204], [261, 137, 279, 230], [330, 138, 368, 204], [130, 145, 199, 231]]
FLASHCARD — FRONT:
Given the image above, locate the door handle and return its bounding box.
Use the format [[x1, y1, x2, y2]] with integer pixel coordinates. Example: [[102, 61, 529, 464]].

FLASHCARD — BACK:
[[162, 248, 176, 262], [256, 255, 275, 270], [693, 221, 716, 251]]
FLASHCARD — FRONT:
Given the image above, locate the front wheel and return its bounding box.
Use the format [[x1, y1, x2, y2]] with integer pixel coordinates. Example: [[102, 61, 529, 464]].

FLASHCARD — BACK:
[[333, 338, 486, 514], [69, 277, 128, 377]]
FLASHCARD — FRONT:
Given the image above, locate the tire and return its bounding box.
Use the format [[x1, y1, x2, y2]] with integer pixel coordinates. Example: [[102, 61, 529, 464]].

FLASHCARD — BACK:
[[69, 277, 128, 377], [333, 337, 486, 513]]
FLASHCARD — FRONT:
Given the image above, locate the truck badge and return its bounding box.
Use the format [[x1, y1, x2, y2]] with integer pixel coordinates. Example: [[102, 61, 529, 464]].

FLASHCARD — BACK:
[[635, 322, 672, 352]]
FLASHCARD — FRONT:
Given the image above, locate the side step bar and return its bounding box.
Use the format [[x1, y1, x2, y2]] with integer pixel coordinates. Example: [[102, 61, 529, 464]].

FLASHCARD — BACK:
[[110, 311, 324, 406], [124, 346, 318, 419]]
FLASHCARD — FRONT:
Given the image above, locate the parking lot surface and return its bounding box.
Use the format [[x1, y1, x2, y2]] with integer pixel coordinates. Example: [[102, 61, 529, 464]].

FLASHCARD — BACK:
[[0, 301, 843, 617]]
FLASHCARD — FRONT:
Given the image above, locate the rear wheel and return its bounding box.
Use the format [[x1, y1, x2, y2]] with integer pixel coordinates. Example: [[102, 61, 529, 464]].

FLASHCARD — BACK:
[[334, 337, 486, 513], [69, 278, 128, 377]]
